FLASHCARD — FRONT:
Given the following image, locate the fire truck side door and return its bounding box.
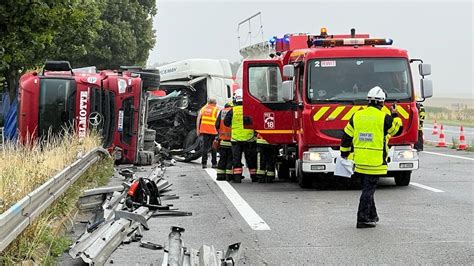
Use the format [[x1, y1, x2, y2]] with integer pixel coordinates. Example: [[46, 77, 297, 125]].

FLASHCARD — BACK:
[[242, 60, 295, 144]]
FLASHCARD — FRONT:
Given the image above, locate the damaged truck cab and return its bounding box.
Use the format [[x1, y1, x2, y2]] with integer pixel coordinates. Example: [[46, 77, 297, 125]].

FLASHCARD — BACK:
[[18, 61, 160, 165], [148, 59, 234, 161]]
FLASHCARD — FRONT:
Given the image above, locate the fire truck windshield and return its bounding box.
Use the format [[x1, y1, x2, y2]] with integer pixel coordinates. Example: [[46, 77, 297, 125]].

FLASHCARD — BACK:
[[307, 58, 412, 103], [39, 78, 76, 138]]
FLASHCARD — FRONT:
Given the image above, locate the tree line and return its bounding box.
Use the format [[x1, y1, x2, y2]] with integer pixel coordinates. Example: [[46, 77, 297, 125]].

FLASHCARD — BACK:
[[0, 0, 157, 101]]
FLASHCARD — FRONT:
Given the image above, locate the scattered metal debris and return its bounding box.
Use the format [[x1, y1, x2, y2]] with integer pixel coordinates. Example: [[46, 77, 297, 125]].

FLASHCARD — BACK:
[[69, 166, 196, 265], [160, 226, 242, 266]]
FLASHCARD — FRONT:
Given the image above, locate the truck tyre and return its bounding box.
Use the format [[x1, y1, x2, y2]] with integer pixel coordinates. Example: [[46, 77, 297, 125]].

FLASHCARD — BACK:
[[137, 72, 160, 90], [297, 161, 312, 188], [136, 151, 154, 166], [394, 171, 411, 186], [143, 141, 155, 152], [182, 129, 202, 162], [144, 129, 156, 142]]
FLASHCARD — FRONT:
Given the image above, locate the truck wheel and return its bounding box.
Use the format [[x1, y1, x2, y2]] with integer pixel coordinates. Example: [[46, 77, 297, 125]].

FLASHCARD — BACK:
[[137, 72, 160, 90], [136, 151, 154, 166], [144, 129, 156, 142], [297, 161, 312, 188], [143, 141, 155, 152], [182, 129, 202, 162], [394, 171, 411, 186]]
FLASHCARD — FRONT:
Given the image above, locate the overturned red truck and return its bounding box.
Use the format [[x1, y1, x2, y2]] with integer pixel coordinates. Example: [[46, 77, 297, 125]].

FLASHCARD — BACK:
[[18, 61, 160, 164], [240, 28, 433, 187]]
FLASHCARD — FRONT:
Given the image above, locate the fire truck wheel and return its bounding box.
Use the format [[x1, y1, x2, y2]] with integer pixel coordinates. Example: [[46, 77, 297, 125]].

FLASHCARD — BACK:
[[144, 129, 156, 142], [137, 72, 161, 90], [394, 171, 411, 186], [277, 162, 290, 180], [297, 161, 312, 188]]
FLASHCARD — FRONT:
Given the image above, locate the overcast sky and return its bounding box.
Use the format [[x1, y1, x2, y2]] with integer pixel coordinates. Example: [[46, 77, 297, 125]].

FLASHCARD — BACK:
[[149, 0, 473, 98]]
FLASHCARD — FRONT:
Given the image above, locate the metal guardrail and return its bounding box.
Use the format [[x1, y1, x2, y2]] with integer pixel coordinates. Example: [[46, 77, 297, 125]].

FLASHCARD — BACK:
[[0, 127, 4, 146], [0, 147, 109, 252]]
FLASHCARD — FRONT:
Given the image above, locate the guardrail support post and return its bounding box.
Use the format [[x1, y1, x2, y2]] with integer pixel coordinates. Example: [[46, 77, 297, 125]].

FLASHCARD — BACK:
[[168, 226, 185, 266]]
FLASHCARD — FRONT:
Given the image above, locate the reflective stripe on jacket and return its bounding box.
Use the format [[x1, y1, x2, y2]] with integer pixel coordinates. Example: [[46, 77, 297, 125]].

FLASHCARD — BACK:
[[199, 104, 218, 135], [231, 105, 254, 141]]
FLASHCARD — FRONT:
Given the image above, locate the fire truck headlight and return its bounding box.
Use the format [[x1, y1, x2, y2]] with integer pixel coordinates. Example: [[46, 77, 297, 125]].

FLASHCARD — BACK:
[[303, 151, 331, 162], [395, 150, 417, 160]]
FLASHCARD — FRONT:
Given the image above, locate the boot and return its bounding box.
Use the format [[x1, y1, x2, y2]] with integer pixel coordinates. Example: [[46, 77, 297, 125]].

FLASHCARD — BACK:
[[251, 174, 258, 183], [257, 174, 265, 183], [266, 176, 274, 183], [233, 174, 242, 183], [216, 174, 226, 181]]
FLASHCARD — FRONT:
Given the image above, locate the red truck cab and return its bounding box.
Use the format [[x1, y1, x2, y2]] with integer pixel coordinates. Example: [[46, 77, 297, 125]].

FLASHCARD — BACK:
[[241, 29, 433, 187], [18, 61, 158, 164]]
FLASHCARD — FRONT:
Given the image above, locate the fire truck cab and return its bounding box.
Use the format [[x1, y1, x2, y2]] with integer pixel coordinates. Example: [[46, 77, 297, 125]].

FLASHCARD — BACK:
[[240, 29, 433, 187], [18, 61, 160, 165]]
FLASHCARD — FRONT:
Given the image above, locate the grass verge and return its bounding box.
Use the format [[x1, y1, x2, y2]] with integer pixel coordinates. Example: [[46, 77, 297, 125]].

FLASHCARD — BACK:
[[425, 106, 474, 127], [0, 131, 100, 213], [0, 157, 114, 264]]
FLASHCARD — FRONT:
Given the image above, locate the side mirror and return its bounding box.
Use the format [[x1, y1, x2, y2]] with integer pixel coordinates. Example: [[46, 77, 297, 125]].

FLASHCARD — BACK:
[[282, 80, 294, 102], [420, 79, 433, 98], [283, 65, 294, 78], [418, 63, 431, 76]]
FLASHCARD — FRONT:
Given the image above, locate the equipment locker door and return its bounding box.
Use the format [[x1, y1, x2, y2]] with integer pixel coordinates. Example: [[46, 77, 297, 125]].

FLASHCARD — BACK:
[[242, 60, 295, 144]]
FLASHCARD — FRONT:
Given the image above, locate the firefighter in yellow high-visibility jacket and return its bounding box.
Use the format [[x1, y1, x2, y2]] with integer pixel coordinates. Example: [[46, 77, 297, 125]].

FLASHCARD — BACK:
[[340, 86, 402, 229]]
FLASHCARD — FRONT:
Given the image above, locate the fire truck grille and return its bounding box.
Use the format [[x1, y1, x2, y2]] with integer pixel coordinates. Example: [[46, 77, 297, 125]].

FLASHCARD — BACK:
[[321, 129, 344, 139]]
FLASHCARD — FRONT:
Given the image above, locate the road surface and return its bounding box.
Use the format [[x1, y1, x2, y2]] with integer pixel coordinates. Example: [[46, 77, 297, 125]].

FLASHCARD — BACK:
[[423, 123, 473, 146], [108, 147, 473, 264]]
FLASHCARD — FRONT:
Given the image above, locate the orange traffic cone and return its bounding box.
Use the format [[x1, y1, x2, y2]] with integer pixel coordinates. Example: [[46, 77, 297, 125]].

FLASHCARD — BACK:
[[436, 124, 447, 147], [432, 120, 438, 135], [457, 125, 468, 150]]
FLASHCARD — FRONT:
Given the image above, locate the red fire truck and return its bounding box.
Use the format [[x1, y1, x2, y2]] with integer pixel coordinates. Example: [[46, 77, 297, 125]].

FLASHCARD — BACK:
[[18, 61, 160, 164], [241, 28, 433, 187]]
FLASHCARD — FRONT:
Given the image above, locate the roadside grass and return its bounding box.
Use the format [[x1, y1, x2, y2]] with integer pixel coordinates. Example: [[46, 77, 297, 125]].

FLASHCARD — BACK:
[[0, 157, 113, 265], [425, 106, 474, 127], [0, 131, 114, 264], [0, 131, 100, 213]]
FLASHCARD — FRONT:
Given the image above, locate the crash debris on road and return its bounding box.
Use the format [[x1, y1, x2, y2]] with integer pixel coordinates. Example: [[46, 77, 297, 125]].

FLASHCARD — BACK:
[[70, 165, 193, 264]]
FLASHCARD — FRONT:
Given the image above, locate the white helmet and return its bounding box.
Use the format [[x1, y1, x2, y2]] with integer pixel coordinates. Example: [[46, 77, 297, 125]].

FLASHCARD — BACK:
[[233, 88, 243, 103], [367, 86, 386, 102]]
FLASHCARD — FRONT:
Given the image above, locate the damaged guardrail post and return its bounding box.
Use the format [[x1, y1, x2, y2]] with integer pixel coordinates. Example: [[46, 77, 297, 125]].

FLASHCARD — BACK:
[[168, 226, 185, 266]]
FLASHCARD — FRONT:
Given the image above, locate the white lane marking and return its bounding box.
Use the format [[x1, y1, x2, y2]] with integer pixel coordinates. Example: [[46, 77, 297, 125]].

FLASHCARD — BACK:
[[410, 182, 444, 193], [204, 168, 271, 231], [422, 151, 474, 161]]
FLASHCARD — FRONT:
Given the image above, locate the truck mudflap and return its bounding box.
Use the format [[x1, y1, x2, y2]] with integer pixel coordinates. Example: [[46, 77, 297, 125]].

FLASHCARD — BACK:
[[301, 146, 419, 174]]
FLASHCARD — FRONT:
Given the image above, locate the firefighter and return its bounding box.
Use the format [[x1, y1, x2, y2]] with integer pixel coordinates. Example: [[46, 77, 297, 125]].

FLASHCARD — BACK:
[[414, 101, 425, 151], [340, 86, 402, 228], [214, 102, 234, 181], [196, 98, 219, 169], [223, 89, 258, 183], [256, 134, 278, 183]]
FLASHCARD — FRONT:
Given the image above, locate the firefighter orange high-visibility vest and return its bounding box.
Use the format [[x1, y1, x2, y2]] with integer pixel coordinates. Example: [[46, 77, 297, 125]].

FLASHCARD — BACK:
[[199, 104, 218, 135], [218, 107, 232, 141]]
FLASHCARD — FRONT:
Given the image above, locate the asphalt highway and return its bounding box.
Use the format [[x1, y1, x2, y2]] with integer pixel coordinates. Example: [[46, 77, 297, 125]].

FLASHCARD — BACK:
[[423, 123, 473, 146], [109, 146, 473, 264]]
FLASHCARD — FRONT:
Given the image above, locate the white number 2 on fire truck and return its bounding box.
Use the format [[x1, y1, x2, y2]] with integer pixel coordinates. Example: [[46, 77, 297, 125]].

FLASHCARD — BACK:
[[264, 112, 275, 129]]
